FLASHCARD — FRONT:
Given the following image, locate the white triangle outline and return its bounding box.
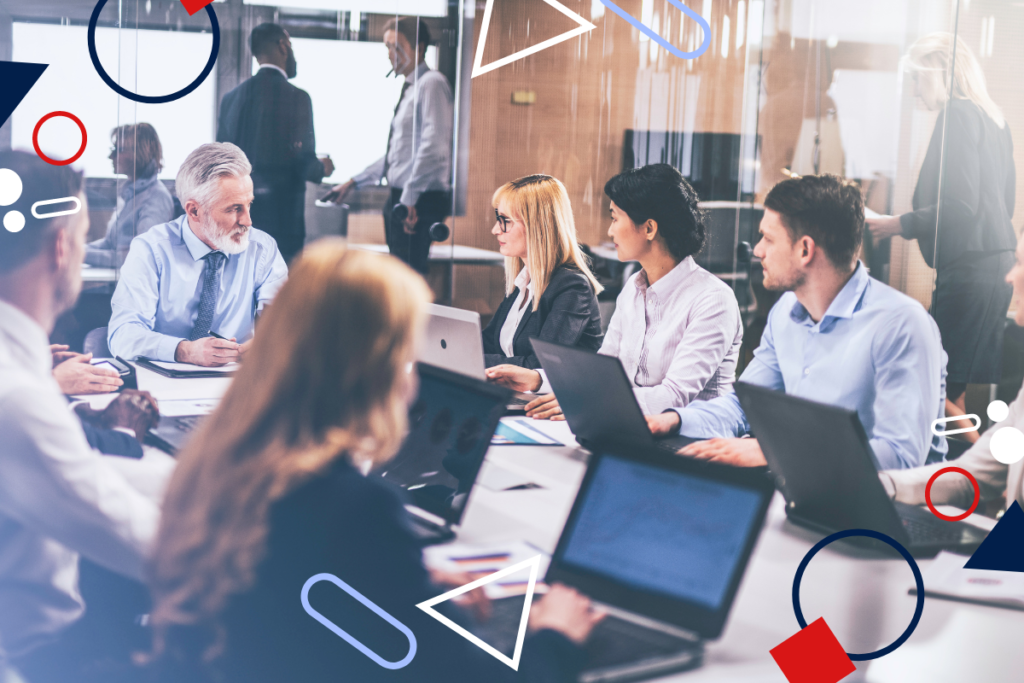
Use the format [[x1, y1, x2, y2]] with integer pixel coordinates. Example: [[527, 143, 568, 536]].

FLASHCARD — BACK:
[[472, 0, 597, 78], [416, 554, 542, 670]]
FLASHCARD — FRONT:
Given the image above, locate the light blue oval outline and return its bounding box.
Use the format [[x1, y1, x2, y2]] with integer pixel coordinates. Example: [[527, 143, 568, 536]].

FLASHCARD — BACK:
[[601, 0, 712, 59], [300, 573, 418, 670]]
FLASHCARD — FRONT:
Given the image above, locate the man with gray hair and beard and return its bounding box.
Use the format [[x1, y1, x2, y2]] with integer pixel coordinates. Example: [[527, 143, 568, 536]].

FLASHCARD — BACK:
[[108, 142, 287, 367]]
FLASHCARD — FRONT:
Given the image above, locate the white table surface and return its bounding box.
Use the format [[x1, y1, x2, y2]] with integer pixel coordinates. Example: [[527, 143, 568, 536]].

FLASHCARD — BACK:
[[459, 419, 1023, 682], [81, 265, 118, 282]]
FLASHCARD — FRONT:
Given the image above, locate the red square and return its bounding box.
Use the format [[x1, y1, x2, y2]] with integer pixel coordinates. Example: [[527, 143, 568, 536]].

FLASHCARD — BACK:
[[179, 0, 214, 16], [770, 617, 856, 683]]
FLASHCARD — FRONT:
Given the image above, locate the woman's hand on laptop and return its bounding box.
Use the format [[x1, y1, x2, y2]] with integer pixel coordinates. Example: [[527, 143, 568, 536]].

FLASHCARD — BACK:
[[529, 584, 606, 644], [485, 365, 543, 392], [429, 569, 491, 622], [526, 394, 563, 420], [679, 437, 767, 467]]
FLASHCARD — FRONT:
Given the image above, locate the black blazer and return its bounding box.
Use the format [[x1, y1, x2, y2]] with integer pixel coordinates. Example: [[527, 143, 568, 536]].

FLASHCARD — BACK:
[[482, 265, 603, 369], [217, 68, 324, 192], [900, 99, 1016, 272], [155, 458, 584, 683]]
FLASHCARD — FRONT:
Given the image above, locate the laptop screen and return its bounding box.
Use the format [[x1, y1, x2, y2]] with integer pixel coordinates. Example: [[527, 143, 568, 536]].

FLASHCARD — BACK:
[[559, 454, 765, 611], [373, 364, 508, 524]]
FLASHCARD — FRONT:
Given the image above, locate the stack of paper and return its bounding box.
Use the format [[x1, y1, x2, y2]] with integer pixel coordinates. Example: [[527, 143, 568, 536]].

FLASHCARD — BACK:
[[912, 551, 1024, 611], [424, 541, 551, 599]]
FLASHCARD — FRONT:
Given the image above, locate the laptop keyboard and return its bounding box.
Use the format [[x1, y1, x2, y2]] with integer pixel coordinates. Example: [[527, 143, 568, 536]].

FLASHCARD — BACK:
[[478, 597, 697, 673], [583, 614, 698, 670], [901, 515, 967, 545]]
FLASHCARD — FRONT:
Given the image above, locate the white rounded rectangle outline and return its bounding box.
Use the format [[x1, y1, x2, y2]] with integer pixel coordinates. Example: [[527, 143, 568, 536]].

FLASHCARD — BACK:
[[931, 414, 981, 437], [300, 572, 417, 670], [31, 196, 82, 219]]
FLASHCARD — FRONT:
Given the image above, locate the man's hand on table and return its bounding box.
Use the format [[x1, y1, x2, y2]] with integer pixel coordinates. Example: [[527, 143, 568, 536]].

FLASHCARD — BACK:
[[646, 411, 681, 436], [52, 351, 123, 394], [175, 337, 241, 366], [678, 437, 767, 467], [75, 389, 160, 443]]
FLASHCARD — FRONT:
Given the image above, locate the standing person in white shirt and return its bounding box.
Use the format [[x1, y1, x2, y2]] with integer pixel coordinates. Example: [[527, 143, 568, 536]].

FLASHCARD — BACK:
[[489, 164, 743, 418], [323, 16, 453, 275], [881, 234, 1024, 510], [0, 151, 171, 681]]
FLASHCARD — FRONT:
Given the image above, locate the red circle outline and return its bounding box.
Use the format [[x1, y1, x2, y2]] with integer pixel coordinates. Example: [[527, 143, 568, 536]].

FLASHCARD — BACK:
[[32, 112, 88, 167], [925, 466, 980, 521]]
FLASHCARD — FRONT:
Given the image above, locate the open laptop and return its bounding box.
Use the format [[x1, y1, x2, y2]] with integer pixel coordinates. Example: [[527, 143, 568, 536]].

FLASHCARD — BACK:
[[735, 382, 988, 556], [478, 442, 774, 682], [148, 414, 207, 453], [530, 338, 696, 453], [420, 304, 534, 411], [371, 362, 511, 545]]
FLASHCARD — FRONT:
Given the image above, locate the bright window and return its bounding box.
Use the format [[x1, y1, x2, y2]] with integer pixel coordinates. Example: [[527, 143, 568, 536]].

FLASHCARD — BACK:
[[11, 22, 216, 179]]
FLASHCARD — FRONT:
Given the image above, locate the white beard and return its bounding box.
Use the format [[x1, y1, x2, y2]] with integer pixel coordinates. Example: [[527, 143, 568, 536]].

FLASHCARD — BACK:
[[203, 217, 250, 255]]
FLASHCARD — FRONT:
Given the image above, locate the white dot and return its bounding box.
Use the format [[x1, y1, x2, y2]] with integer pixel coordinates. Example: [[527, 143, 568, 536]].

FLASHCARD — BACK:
[[3, 210, 25, 233], [990, 427, 1024, 465], [987, 400, 1010, 424], [0, 169, 23, 207]]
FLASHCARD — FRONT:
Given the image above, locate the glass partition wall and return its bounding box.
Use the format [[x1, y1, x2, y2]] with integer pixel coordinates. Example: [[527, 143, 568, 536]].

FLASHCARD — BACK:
[[0, 0, 1019, 369]]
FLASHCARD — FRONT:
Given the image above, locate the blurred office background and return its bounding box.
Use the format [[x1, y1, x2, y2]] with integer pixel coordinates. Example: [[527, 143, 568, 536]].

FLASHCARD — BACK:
[[1, 0, 1022, 411]]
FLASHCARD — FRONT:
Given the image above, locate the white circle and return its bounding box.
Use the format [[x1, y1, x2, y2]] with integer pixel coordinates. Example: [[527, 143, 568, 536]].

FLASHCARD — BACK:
[[3, 210, 25, 233], [0, 169, 23, 207], [987, 400, 1010, 424], [990, 427, 1024, 465]]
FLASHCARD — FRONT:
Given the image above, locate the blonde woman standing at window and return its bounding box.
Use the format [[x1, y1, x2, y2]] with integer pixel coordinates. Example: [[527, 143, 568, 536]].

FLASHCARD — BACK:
[[867, 33, 1015, 415], [482, 174, 604, 370]]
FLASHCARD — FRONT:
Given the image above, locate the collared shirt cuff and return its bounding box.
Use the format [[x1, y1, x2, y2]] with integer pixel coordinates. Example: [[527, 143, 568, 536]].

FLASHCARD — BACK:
[[399, 188, 422, 208], [536, 369, 551, 395], [111, 427, 137, 438], [667, 408, 687, 435], [673, 408, 701, 436], [157, 336, 185, 363]]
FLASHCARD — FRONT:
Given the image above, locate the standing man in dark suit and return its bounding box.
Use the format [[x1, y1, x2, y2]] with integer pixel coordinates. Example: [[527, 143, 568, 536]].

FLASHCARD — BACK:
[[323, 17, 453, 275], [217, 22, 333, 265]]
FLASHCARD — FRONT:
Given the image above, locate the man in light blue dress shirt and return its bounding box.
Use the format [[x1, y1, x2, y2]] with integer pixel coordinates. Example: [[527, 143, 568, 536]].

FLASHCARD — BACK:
[[648, 174, 947, 471], [108, 143, 287, 366]]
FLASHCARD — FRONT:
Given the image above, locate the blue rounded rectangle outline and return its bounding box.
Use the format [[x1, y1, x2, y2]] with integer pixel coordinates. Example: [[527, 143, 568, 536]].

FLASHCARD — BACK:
[[300, 573, 417, 670], [601, 0, 711, 59]]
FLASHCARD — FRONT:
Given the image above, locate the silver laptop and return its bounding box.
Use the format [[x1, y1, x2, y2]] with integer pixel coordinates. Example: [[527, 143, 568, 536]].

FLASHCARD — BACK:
[[420, 304, 533, 410]]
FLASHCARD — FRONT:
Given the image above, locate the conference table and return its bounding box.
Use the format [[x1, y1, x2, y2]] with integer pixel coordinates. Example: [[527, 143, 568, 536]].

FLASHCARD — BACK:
[[125, 364, 1023, 682], [463, 420, 1022, 683]]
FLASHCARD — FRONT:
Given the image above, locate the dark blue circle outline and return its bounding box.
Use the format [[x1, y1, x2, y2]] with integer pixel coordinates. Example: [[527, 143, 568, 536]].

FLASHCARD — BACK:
[[792, 529, 925, 661], [87, 1, 220, 104]]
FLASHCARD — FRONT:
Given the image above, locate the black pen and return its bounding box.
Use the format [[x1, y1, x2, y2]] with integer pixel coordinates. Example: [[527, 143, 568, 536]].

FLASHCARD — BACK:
[[209, 331, 229, 340]]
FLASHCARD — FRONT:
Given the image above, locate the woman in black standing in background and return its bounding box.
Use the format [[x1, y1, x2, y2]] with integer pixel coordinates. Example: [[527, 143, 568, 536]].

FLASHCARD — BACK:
[[868, 32, 1016, 414]]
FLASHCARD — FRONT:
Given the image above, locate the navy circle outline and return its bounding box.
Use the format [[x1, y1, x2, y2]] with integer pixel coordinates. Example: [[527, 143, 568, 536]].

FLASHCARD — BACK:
[[87, 1, 220, 104], [792, 529, 924, 661]]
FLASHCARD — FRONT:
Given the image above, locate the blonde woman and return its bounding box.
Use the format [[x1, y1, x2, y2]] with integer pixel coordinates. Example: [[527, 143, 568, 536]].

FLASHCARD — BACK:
[[482, 174, 604, 371], [148, 241, 602, 682], [867, 33, 1015, 414]]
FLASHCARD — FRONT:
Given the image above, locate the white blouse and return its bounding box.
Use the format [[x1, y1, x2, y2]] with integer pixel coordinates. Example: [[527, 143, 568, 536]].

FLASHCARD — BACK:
[[499, 267, 535, 358]]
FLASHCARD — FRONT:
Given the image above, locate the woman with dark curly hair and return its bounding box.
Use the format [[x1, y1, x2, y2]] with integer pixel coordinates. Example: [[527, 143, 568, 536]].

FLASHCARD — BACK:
[[490, 164, 743, 419]]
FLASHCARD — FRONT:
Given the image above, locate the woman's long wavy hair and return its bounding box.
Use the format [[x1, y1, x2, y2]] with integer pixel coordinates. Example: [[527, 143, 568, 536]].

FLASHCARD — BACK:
[[905, 32, 1005, 128], [492, 174, 603, 310], [147, 240, 431, 663]]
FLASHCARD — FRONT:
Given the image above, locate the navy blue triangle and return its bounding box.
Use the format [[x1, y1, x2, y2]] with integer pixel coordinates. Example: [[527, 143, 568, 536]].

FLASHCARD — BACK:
[[0, 61, 48, 129], [963, 500, 1024, 572]]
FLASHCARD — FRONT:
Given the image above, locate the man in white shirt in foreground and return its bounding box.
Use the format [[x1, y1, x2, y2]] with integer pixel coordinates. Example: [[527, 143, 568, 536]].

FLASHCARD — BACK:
[[0, 150, 173, 680]]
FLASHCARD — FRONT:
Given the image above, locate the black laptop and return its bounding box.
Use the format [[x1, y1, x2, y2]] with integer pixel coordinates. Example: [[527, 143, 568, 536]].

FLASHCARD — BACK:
[[735, 381, 988, 556], [476, 442, 774, 682], [530, 338, 696, 453], [371, 362, 511, 545]]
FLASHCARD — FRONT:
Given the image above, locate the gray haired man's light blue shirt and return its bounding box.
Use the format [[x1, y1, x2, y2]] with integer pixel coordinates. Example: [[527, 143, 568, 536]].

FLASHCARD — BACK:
[[108, 215, 288, 361]]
